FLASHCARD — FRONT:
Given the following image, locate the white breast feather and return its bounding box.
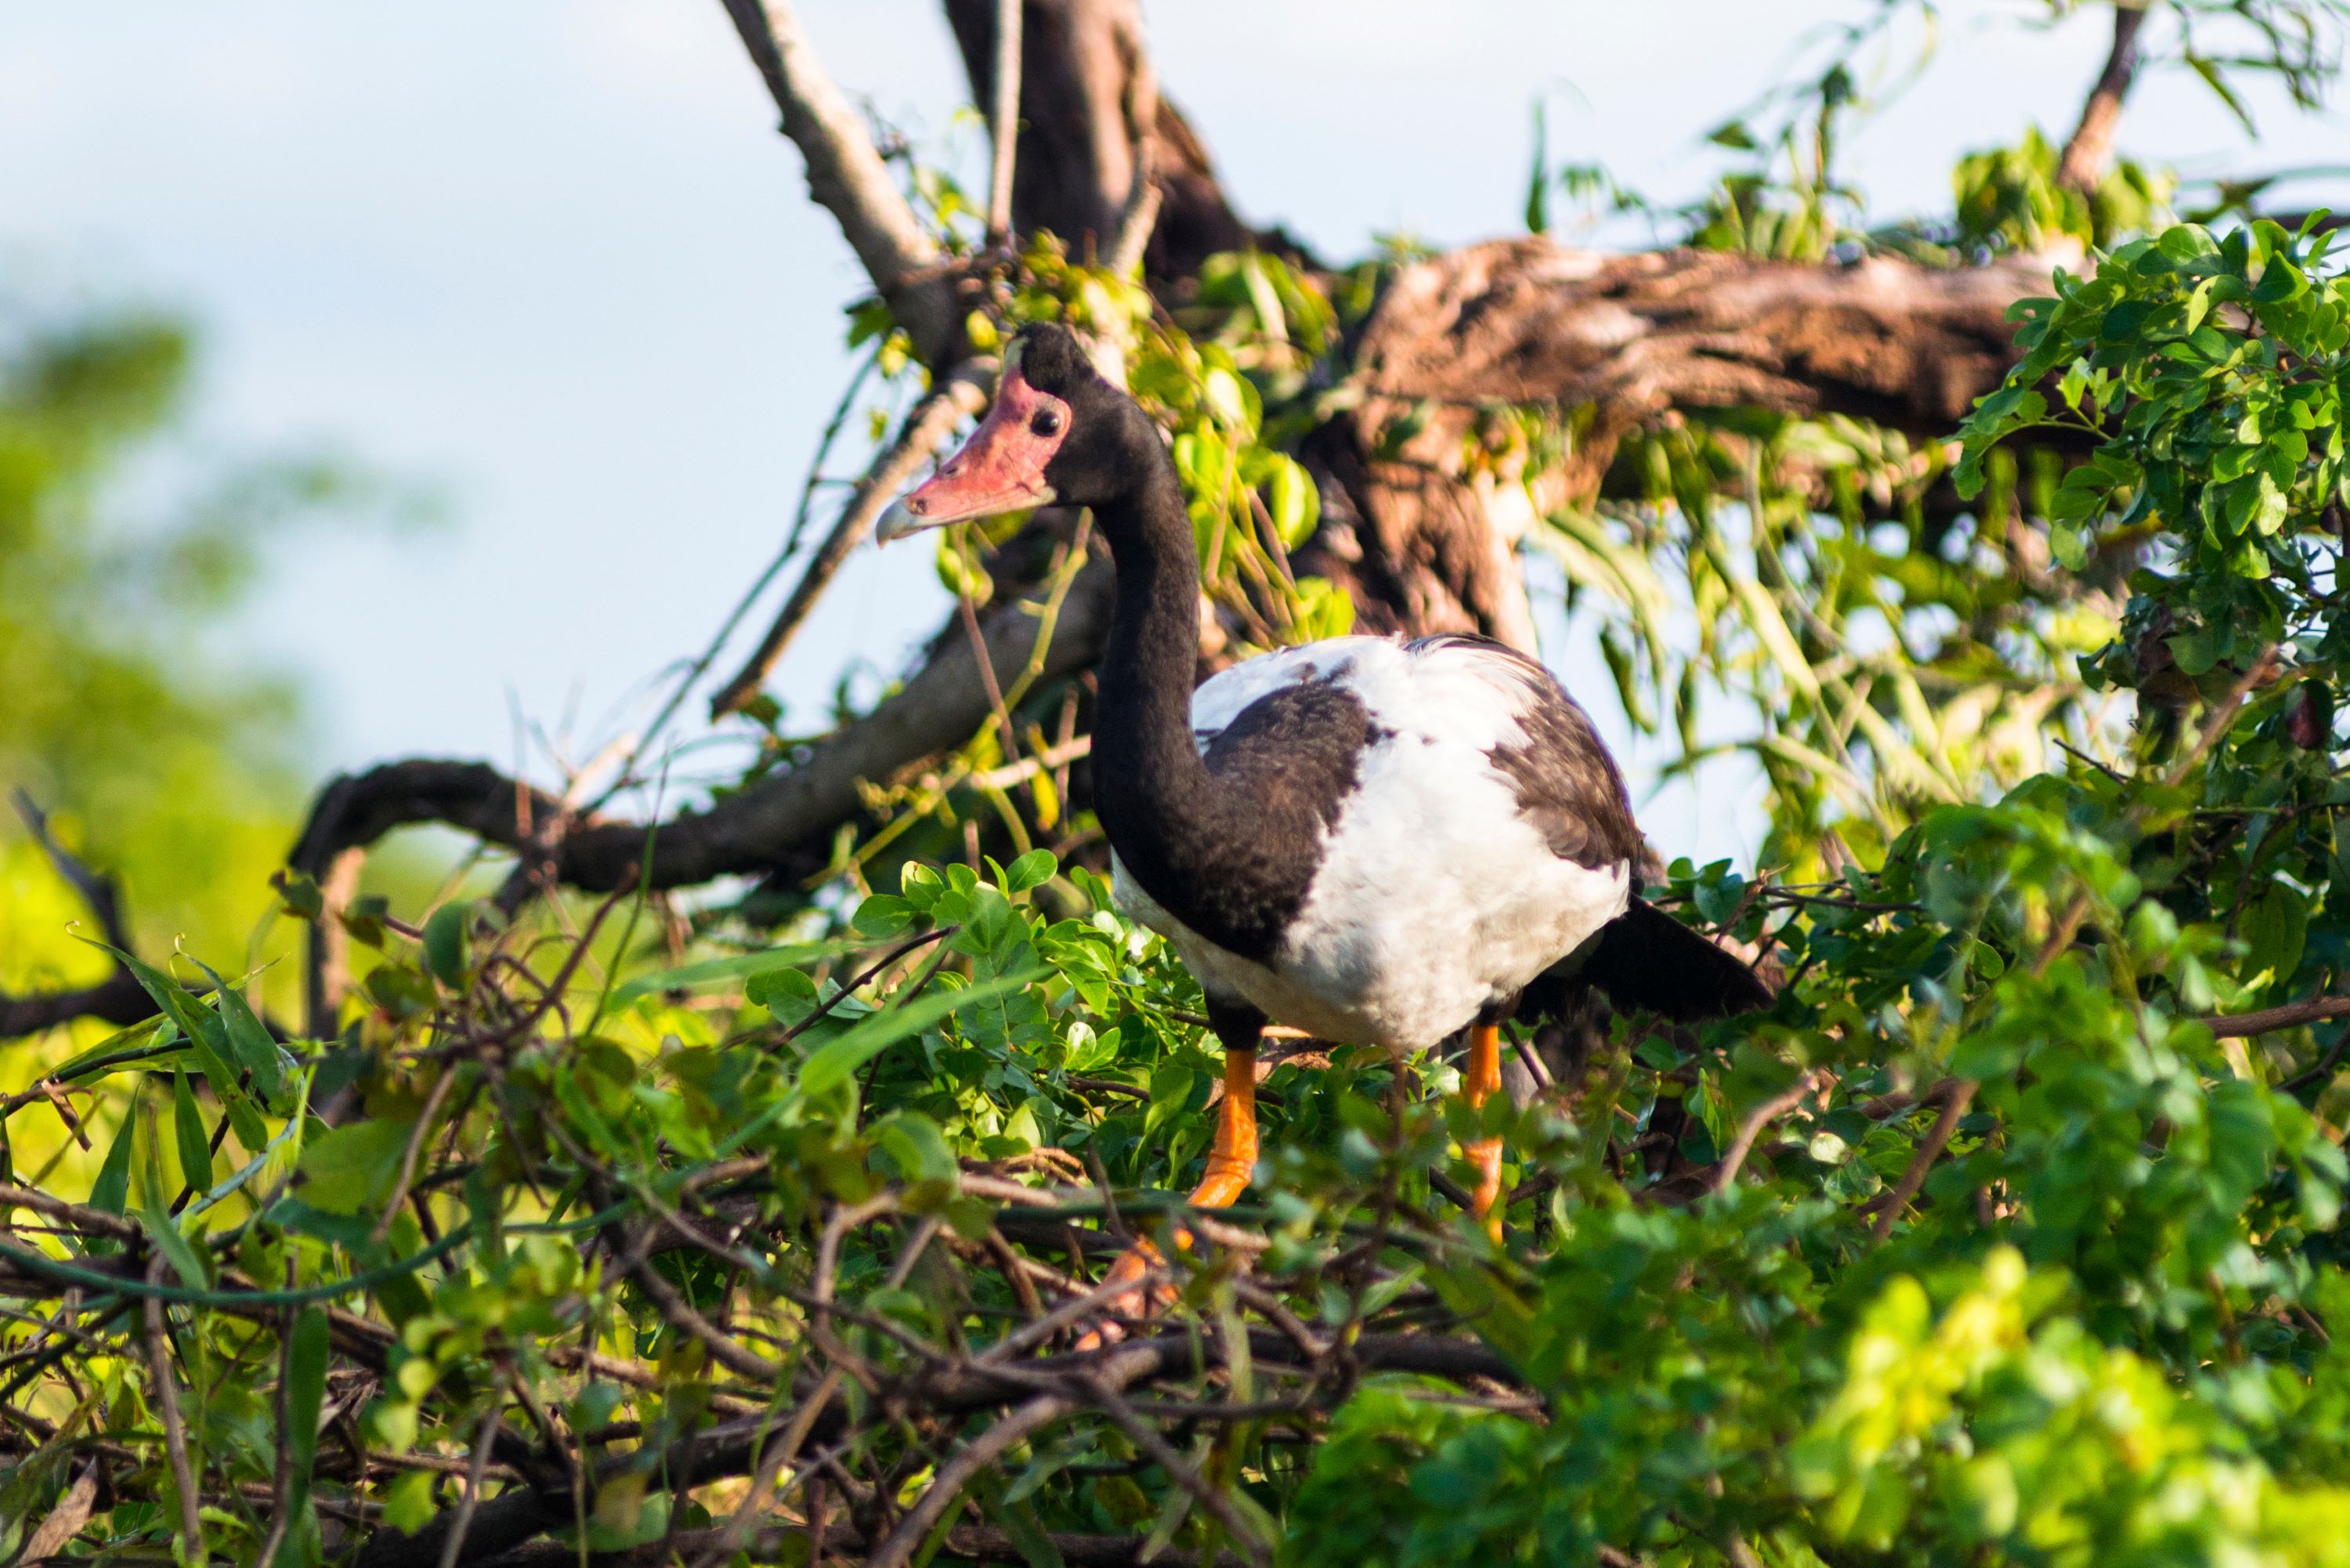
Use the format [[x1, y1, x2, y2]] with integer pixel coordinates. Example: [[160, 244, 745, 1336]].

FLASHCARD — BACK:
[[1116, 636, 1632, 1051]]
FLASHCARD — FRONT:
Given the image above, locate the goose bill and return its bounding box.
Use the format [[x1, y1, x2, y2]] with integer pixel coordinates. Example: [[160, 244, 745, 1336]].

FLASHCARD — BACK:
[[876, 369, 1068, 540]]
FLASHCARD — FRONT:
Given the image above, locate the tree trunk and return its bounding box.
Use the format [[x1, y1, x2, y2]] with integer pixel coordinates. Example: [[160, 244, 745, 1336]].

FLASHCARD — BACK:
[[941, 0, 1285, 280]]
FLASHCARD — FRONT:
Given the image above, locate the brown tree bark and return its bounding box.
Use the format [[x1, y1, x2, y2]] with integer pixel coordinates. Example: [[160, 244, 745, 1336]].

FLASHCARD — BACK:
[[1297, 240, 2041, 644], [2059, 2, 2151, 194], [941, 0, 1287, 279]]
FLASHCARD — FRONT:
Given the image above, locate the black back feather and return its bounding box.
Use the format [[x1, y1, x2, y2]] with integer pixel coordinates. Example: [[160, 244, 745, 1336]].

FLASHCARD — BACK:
[[1519, 897, 1774, 1024]]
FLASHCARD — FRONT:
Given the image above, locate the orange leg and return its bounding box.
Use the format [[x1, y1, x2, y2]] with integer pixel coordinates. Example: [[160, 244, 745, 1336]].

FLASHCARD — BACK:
[[1462, 1021, 1505, 1239], [1090, 1048, 1259, 1332]]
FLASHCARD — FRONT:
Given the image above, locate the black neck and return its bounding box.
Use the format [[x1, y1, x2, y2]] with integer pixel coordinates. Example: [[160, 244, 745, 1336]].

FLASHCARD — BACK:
[[1084, 453, 1370, 962], [1089, 463, 1220, 872]]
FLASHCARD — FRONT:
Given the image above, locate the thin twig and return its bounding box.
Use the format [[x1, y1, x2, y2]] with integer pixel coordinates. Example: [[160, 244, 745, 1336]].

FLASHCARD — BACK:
[[978, 1263, 1173, 1366], [709, 363, 994, 717], [958, 580, 1024, 765], [1712, 1072, 1815, 1196], [1071, 1373, 1272, 1568], [372, 1065, 460, 1245], [776, 925, 958, 1045], [143, 1259, 204, 1559], [1868, 1079, 1978, 1241], [591, 349, 877, 807], [860, 1394, 1073, 1568], [435, 1374, 509, 1568], [2209, 994, 2350, 1039], [254, 1270, 299, 1568]]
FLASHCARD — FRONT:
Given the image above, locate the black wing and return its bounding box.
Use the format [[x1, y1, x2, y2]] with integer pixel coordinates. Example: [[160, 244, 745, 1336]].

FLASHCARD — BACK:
[[1519, 897, 1774, 1023]]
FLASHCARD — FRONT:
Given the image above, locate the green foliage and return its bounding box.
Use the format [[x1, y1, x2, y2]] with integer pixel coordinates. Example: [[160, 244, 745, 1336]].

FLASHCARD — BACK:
[[1952, 126, 2175, 255], [12, 12, 2350, 1566], [21, 210, 2350, 1556]]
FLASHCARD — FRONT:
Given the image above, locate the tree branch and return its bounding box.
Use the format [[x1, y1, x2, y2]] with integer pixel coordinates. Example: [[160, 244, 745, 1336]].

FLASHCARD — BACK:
[[718, 0, 965, 361], [942, 0, 1281, 277], [0, 792, 155, 1040], [2207, 993, 2350, 1038], [291, 560, 1114, 898], [479, 1523, 1249, 1568], [1712, 1071, 1817, 1195], [349, 1328, 1519, 1568], [2058, 2, 2152, 194], [708, 360, 996, 718], [862, 1393, 1075, 1568], [1302, 240, 2047, 645], [1867, 1078, 1979, 1241]]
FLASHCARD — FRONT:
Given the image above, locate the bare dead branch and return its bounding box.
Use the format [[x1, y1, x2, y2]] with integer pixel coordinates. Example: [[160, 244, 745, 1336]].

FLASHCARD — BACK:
[[143, 1263, 205, 1559], [942, 0, 1277, 277], [708, 359, 996, 718], [718, 0, 961, 359], [1868, 1078, 1979, 1241], [290, 559, 1111, 898], [2208, 994, 2350, 1038], [862, 1393, 1076, 1568], [1302, 240, 2048, 644]]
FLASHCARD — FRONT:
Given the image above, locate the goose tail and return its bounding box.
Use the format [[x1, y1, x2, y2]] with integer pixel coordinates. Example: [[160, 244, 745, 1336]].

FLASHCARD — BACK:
[[1523, 897, 1774, 1024]]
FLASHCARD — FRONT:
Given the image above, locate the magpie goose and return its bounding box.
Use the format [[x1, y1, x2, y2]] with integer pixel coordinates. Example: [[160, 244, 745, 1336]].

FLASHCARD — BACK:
[[879, 323, 1770, 1240]]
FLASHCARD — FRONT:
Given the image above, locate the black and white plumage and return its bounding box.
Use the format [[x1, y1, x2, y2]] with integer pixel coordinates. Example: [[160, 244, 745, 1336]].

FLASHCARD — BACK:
[[1112, 634, 1643, 1051], [880, 323, 1769, 1074]]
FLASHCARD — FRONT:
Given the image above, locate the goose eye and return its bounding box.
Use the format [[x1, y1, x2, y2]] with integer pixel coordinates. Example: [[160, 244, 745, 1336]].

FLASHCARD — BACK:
[[1031, 409, 1062, 437]]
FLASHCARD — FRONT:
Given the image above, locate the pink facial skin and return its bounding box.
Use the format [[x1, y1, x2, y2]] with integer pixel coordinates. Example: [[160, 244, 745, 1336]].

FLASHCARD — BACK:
[[895, 370, 1072, 526]]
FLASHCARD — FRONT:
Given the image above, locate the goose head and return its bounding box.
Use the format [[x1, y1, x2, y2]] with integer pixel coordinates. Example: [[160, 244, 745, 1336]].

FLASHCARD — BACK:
[[877, 323, 1160, 540]]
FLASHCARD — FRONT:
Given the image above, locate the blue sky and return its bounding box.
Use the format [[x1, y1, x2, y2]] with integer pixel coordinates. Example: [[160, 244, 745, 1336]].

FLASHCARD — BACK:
[[5, 1, 2345, 865]]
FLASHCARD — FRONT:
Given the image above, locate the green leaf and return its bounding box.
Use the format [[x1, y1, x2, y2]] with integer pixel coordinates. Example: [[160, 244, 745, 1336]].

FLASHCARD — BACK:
[[171, 1075, 212, 1196], [2243, 883, 2309, 991], [796, 969, 1044, 1100], [851, 894, 916, 939], [295, 1120, 414, 1216], [136, 1203, 211, 1292], [420, 902, 468, 987], [283, 1306, 329, 1486], [2051, 523, 2088, 573], [1005, 848, 1058, 894], [115, 951, 271, 1149], [189, 962, 284, 1102], [1266, 454, 1319, 548], [606, 941, 849, 1006], [381, 1469, 436, 1536], [90, 1111, 137, 1217]]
